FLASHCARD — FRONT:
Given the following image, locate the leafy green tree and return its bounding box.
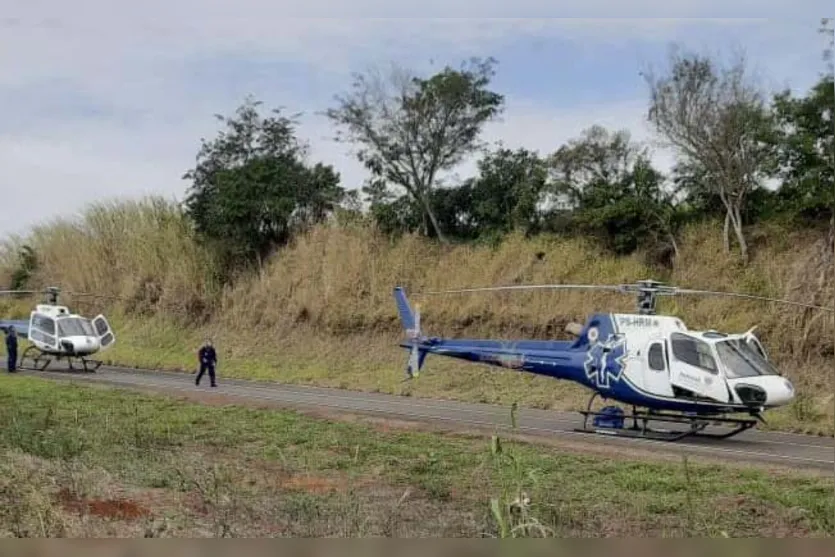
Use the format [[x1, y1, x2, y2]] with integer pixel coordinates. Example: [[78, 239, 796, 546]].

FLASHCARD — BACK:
[[548, 126, 680, 257], [10, 245, 38, 290], [465, 146, 550, 237], [643, 48, 776, 264], [183, 96, 344, 275], [325, 58, 505, 243], [770, 76, 834, 223], [361, 179, 423, 237]]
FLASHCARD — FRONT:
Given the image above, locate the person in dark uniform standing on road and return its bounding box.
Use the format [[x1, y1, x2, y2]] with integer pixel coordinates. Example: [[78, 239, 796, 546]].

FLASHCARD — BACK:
[[5, 326, 18, 373], [196, 338, 217, 387]]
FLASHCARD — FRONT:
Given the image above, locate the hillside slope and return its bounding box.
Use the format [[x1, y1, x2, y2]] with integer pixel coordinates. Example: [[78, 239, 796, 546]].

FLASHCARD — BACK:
[[1, 198, 833, 434]]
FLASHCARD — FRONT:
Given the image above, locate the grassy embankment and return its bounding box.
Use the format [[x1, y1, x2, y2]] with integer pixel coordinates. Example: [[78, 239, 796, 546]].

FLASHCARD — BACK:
[[1, 198, 833, 436], [0, 374, 832, 537]]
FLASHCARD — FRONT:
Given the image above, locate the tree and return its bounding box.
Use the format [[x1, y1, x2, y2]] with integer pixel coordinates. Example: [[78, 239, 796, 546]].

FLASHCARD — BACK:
[[643, 48, 775, 264], [465, 146, 550, 237], [361, 178, 423, 237], [183, 96, 344, 275], [548, 126, 681, 257], [10, 245, 37, 290], [820, 17, 833, 77], [325, 57, 505, 243], [771, 76, 834, 223]]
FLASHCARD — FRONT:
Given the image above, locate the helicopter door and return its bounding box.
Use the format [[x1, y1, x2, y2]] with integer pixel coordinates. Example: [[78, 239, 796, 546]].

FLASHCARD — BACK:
[[28, 313, 58, 351], [668, 333, 729, 403], [643, 340, 675, 397], [92, 315, 116, 350]]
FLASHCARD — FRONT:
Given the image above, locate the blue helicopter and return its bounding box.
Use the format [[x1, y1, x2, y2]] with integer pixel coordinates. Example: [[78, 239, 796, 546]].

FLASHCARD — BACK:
[[393, 280, 833, 442]]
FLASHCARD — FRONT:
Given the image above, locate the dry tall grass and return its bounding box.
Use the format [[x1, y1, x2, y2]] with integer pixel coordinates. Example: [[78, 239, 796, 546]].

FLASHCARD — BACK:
[[0, 197, 218, 319], [1, 198, 833, 432]]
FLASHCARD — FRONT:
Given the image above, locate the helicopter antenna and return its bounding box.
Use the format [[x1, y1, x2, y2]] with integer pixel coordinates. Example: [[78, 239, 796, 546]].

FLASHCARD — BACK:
[[417, 279, 834, 316]]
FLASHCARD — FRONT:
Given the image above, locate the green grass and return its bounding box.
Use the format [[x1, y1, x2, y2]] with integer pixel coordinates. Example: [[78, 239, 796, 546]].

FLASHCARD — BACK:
[[0, 375, 831, 537]]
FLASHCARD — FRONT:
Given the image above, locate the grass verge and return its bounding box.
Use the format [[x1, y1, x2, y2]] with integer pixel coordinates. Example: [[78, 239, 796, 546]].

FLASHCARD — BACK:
[[0, 374, 832, 537]]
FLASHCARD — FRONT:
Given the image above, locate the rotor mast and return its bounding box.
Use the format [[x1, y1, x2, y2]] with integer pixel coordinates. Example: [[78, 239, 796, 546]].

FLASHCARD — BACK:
[[633, 280, 665, 315], [45, 286, 60, 305]]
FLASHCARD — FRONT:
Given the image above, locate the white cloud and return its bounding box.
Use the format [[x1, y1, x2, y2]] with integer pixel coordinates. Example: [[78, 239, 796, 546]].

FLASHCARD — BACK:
[[0, 6, 830, 236]]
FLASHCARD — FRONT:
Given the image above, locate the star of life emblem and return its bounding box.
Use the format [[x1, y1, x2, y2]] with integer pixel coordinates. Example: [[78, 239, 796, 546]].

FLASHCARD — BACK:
[[584, 333, 628, 389]]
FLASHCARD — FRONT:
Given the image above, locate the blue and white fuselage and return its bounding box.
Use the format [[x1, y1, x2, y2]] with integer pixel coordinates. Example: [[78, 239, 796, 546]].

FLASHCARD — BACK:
[[394, 287, 794, 417]]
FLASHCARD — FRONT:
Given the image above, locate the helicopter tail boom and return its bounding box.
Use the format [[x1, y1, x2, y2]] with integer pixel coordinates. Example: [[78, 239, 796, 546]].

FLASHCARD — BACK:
[[0, 319, 29, 339]]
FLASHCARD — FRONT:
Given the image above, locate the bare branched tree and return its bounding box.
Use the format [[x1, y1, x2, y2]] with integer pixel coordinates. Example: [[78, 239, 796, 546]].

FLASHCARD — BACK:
[[643, 47, 774, 264], [325, 58, 504, 243]]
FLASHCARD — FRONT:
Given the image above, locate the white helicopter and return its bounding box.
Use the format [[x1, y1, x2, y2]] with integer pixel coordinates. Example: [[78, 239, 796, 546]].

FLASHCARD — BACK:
[[0, 286, 116, 372]]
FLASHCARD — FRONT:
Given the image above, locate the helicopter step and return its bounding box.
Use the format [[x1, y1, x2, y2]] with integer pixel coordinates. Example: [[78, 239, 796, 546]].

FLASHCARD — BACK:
[[575, 394, 760, 442], [20, 345, 102, 373]]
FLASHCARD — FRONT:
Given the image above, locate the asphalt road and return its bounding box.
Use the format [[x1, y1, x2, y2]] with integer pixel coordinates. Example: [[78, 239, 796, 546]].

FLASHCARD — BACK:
[[6, 363, 834, 473]]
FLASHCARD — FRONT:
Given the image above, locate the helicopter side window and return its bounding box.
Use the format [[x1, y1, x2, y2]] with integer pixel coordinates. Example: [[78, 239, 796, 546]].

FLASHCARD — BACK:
[[669, 333, 718, 374], [647, 343, 666, 371]]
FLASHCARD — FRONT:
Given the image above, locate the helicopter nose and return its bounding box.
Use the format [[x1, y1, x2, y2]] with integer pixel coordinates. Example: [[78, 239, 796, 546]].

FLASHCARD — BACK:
[[767, 377, 796, 407]]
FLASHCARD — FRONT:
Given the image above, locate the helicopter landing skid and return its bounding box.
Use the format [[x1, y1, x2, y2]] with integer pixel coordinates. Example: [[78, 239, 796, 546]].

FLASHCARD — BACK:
[[574, 394, 759, 443], [67, 357, 103, 373], [19, 346, 101, 373]]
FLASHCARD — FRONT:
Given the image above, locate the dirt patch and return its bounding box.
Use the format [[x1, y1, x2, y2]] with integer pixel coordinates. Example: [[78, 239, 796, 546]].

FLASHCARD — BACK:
[[57, 488, 150, 521], [710, 494, 814, 537], [282, 473, 354, 494]]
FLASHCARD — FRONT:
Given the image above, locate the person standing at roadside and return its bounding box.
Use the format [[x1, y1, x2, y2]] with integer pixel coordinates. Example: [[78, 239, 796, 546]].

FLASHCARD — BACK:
[[5, 326, 18, 373], [196, 338, 217, 387]]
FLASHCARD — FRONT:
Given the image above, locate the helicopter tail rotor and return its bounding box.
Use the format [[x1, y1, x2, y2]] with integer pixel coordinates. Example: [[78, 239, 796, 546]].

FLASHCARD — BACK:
[[393, 287, 428, 379]]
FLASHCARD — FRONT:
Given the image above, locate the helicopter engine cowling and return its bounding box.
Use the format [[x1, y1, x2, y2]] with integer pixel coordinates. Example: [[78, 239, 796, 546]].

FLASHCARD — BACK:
[[59, 336, 101, 356]]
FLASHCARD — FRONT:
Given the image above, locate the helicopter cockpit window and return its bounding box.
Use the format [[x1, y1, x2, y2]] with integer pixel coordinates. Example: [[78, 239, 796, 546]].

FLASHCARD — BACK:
[[669, 333, 718, 374], [715, 339, 780, 379], [32, 314, 55, 335], [57, 317, 95, 338]]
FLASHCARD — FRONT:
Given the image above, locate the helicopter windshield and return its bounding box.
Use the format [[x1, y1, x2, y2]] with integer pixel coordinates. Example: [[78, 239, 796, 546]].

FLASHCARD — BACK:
[[57, 317, 95, 338], [714, 338, 781, 379]]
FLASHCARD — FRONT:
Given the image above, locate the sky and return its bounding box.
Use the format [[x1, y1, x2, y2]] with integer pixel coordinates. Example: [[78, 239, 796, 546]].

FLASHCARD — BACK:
[[0, 4, 832, 237]]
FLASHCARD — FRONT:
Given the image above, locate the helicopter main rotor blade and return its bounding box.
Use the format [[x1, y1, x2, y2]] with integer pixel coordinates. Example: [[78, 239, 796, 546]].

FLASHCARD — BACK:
[[414, 281, 834, 313], [66, 292, 130, 300], [671, 288, 834, 312], [418, 284, 628, 296]]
